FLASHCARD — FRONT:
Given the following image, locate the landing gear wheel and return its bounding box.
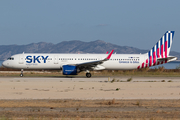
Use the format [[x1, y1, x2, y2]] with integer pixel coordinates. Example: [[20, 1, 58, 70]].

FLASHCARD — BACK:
[[86, 73, 91, 78], [20, 73, 23, 77]]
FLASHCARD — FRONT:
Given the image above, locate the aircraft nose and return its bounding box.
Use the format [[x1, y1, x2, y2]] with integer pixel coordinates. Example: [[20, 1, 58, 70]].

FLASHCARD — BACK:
[[2, 61, 8, 67], [2, 61, 5, 67]]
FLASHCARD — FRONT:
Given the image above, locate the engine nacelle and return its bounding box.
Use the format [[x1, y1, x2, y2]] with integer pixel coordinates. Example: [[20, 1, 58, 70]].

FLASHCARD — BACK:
[[62, 65, 77, 75]]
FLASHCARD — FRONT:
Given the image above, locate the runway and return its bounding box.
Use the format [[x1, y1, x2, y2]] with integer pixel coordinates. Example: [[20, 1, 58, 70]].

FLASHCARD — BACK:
[[0, 77, 180, 99]]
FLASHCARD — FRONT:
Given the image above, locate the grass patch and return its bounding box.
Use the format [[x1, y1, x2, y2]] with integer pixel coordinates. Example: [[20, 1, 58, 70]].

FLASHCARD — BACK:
[[111, 78, 115, 83], [116, 88, 120, 91], [1, 66, 180, 77], [127, 77, 132, 82]]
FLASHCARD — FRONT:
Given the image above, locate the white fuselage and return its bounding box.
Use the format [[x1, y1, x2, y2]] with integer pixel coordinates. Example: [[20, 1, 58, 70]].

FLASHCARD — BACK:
[[2, 53, 146, 70], [1, 31, 177, 78]]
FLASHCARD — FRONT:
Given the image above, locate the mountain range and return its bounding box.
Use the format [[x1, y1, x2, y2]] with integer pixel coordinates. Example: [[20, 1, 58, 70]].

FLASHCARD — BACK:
[[0, 40, 179, 60]]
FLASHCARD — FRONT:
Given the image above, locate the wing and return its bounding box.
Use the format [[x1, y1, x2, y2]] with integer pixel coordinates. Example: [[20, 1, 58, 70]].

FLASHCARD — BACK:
[[76, 50, 114, 71]]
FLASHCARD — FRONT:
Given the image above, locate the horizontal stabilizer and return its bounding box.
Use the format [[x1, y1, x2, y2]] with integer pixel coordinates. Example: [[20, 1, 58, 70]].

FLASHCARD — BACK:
[[157, 56, 177, 62]]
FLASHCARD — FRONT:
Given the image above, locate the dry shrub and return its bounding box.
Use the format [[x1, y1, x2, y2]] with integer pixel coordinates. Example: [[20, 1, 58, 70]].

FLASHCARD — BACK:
[[0, 67, 20, 71], [127, 77, 132, 82], [116, 88, 120, 91], [107, 98, 116, 105], [112, 98, 115, 104], [111, 78, 116, 83], [156, 109, 161, 113], [158, 66, 165, 72], [136, 101, 140, 106], [139, 67, 150, 72], [107, 101, 111, 105]]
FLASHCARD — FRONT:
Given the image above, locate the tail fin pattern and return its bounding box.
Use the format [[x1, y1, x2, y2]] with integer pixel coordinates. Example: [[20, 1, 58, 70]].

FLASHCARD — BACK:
[[138, 31, 175, 69]]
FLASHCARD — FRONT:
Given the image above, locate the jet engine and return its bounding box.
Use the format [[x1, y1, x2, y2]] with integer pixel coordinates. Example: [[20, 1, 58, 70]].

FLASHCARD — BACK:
[[62, 65, 77, 75]]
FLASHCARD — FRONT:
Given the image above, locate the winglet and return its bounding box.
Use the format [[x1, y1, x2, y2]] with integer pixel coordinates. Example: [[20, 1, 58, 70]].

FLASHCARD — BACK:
[[106, 50, 114, 59]]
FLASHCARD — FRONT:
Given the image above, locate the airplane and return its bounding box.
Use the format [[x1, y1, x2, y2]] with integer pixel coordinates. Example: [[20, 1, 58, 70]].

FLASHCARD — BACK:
[[2, 31, 177, 78]]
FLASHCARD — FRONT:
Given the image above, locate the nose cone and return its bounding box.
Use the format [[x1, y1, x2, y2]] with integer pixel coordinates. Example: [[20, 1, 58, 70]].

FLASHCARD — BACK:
[[2, 61, 5, 67], [2, 61, 8, 68]]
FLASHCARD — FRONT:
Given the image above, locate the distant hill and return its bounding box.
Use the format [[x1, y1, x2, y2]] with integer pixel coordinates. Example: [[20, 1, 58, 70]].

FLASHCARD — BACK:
[[0, 40, 179, 60]]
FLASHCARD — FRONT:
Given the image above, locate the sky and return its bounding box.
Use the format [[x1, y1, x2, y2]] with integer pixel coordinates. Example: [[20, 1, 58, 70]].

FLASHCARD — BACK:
[[0, 0, 180, 52]]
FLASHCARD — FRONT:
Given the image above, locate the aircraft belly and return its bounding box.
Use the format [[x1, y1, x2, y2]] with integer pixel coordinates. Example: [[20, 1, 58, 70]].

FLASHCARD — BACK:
[[15, 63, 60, 69], [103, 62, 139, 70]]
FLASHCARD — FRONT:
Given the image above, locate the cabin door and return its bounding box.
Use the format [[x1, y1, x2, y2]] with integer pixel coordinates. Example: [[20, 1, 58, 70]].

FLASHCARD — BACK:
[[19, 54, 24, 64], [54, 55, 58, 64]]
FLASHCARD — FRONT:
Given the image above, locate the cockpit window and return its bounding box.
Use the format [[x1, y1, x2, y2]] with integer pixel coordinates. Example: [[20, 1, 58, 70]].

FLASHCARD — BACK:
[[7, 57, 14, 60]]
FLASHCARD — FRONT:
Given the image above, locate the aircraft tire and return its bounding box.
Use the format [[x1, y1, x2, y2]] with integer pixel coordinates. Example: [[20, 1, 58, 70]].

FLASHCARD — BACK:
[[86, 73, 91, 78], [20, 74, 23, 77]]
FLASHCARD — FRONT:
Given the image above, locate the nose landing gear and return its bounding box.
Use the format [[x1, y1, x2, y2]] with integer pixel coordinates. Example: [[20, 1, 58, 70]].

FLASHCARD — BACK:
[[20, 69, 23, 77]]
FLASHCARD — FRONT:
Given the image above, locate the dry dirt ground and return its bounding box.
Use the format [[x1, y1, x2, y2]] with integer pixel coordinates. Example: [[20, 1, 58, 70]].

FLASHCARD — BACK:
[[0, 77, 180, 99], [0, 99, 180, 119], [0, 77, 180, 119]]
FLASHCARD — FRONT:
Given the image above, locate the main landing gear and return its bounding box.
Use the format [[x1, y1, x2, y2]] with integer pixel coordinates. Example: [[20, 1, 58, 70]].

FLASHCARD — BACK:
[[86, 73, 91, 78], [20, 69, 23, 77], [86, 70, 91, 78]]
